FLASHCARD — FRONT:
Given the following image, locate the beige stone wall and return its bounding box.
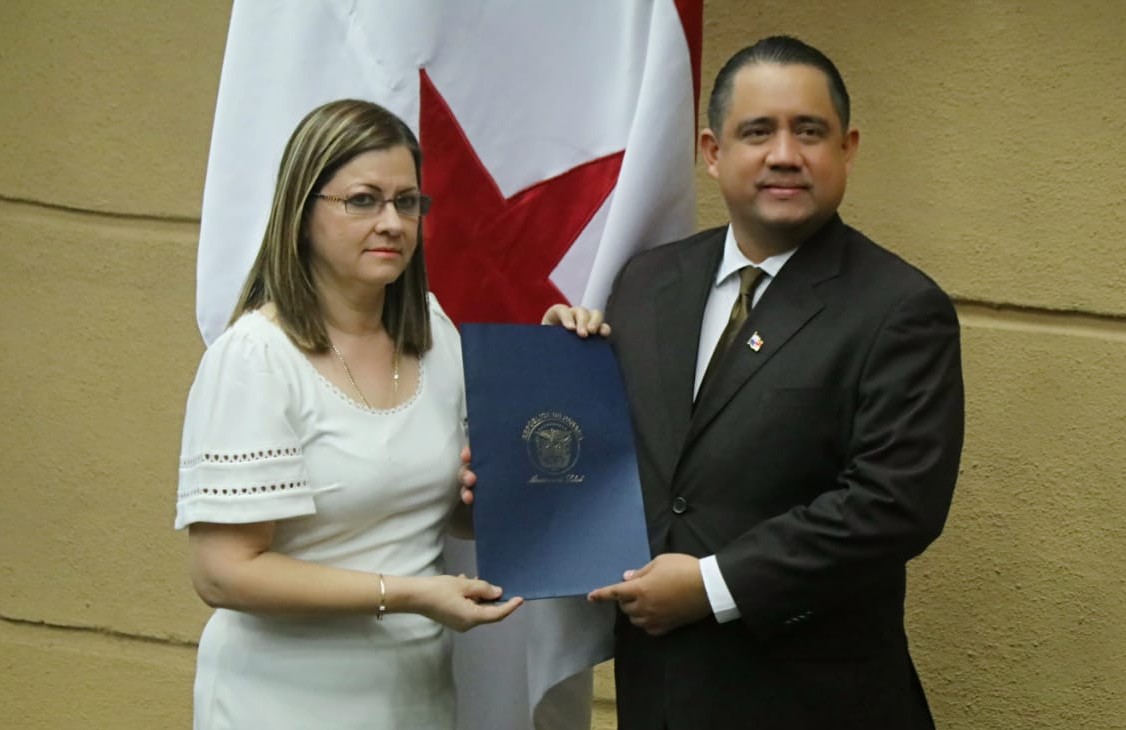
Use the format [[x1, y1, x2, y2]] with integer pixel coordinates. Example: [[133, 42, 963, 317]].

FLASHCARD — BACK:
[[0, 2, 228, 727], [2, 2, 1123, 728]]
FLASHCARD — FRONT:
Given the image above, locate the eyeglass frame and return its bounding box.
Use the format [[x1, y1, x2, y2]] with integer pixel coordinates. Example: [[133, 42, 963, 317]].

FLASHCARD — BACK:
[[311, 190, 432, 218]]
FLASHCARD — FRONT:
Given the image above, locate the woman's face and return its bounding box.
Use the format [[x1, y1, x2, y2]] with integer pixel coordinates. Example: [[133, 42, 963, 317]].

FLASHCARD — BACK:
[[305, 145, 421, 296]]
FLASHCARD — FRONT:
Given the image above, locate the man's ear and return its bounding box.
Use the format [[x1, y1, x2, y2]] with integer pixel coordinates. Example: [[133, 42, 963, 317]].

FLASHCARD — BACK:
[[843, 127, 860, 173], [700, 128, 721, 179]]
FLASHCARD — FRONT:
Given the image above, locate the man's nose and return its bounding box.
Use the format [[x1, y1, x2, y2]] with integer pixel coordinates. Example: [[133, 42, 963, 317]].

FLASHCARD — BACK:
[[765, 131, 801, 167]]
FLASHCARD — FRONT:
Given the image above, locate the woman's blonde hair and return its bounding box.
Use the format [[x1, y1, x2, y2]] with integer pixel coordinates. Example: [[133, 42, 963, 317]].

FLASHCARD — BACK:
[[230, 99, 432, 355]]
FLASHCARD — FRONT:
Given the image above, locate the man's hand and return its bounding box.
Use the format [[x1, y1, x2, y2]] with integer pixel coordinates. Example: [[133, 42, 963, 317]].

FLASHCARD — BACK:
[[587, 554, 712, 636], [542, 304, 611, 338]]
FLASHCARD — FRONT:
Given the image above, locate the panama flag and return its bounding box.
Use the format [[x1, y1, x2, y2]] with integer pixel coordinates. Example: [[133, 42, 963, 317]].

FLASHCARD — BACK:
[[196, 1, 702, 727]]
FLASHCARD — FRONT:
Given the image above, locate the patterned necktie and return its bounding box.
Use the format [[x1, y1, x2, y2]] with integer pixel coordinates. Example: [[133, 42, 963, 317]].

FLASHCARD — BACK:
[[698, 266, 763, 398]]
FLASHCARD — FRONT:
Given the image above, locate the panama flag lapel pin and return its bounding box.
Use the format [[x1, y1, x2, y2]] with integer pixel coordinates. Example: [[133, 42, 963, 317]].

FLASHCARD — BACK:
[[747, 331, 764, 352]]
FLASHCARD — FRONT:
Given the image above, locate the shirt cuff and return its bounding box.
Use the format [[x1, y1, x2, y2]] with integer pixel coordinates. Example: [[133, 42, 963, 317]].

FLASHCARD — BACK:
[[699, 554, 741, 623]]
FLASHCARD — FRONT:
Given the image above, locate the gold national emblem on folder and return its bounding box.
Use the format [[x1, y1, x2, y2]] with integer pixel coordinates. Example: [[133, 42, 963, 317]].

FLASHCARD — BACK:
[[522, 412, 586, 484]]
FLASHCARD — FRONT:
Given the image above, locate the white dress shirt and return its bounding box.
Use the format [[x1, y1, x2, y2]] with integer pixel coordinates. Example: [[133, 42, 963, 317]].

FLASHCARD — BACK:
[[696, 226, 798, 623]]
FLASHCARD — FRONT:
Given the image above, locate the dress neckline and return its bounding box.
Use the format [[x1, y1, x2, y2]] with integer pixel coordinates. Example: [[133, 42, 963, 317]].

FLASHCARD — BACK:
[[243, 309, 425, 415]]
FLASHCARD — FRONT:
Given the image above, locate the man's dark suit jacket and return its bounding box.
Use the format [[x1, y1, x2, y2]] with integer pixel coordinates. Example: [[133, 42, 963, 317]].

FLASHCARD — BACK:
[[605, 215, 964, 730]]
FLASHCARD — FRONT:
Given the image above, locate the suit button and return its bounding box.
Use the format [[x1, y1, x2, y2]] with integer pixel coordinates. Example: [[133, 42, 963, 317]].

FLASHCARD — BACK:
[[671, 497, 687, 514]]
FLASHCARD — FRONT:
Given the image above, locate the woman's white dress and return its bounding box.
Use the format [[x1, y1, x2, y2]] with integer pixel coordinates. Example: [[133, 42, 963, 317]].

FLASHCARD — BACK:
[[176, 295, 465, 729]]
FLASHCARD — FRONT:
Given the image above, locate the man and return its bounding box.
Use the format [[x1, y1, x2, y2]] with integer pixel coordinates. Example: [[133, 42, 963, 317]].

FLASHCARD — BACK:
[[557, 36, 964, 728]]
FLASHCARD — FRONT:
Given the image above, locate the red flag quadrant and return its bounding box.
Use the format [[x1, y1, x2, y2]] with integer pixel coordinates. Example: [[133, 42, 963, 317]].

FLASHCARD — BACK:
[[419, 70, 624, 324]]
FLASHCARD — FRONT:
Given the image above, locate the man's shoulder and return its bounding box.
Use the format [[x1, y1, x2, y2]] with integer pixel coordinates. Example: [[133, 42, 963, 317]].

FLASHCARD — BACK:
[[624, 225, 725, 272], [838, 222, 948, 297]]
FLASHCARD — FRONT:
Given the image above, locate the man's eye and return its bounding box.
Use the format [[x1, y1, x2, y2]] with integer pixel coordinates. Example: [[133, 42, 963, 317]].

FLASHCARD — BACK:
[[347, 193, 380, 209]]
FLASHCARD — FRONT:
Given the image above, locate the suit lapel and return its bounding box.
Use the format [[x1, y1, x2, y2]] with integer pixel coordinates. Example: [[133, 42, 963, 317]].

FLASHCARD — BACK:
[[654, 229, 725, 451], [685, 217, 847, 448]]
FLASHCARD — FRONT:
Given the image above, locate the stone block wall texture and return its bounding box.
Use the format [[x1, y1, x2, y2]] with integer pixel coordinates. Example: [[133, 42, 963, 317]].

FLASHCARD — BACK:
[[2, 1, 1123, 728]]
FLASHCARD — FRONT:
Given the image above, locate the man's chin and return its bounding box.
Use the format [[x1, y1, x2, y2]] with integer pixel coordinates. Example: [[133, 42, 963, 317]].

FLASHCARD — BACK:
[[756, 213, 815, 235], [745, 209, 834, 248]]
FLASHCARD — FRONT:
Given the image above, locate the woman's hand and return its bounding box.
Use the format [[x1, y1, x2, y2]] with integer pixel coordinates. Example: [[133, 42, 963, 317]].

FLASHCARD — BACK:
[[541, 305, 611, 337], [188, 521, 521, 628], [458, 445, 477, 506], [410, 575, 523, 632]]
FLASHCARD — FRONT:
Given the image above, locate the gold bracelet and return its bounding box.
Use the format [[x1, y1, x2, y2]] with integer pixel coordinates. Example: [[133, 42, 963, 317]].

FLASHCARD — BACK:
[[376, 573, 387, 621]]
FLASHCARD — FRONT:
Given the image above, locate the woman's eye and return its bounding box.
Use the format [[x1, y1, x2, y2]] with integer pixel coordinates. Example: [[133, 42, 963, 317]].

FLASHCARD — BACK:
[[347, 193, 379, 209]]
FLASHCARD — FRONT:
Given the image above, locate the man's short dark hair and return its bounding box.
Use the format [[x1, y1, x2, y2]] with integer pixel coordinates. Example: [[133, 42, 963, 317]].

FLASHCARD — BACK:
[[707, 35, 851, 133]]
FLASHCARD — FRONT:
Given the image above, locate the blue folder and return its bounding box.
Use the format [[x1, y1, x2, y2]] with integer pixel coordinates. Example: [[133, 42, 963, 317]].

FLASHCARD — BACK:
[[460, 324, 651, 600]]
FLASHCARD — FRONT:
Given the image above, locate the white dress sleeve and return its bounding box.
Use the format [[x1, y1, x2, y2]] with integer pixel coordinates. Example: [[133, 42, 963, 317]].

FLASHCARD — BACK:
[[429, 293, 470, 444], [175, 319, 316, 529]]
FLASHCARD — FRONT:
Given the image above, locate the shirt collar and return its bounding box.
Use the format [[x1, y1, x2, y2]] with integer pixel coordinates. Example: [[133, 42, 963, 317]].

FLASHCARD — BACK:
[[714, 224, 800, 287]]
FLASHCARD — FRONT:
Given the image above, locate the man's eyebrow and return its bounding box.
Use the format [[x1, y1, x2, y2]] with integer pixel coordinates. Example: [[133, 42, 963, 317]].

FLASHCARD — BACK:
[[733, 117, 775, 133], [793, 115, 830, 128]]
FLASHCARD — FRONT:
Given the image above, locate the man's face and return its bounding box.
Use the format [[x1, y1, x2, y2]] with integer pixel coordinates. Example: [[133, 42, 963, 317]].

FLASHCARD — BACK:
[[701, 62, 858, 250]]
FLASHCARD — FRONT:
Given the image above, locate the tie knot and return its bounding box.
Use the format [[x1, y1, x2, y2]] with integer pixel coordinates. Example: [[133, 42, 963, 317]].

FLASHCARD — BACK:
[[738, 266, 763, 298]]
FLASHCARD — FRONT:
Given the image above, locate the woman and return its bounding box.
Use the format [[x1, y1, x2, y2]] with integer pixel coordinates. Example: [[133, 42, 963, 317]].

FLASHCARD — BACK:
[[176, 99, 521, 729]]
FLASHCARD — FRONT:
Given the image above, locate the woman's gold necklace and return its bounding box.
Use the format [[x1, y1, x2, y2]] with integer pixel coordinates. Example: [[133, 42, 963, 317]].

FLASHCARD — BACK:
[[330, 342, 399, 409]]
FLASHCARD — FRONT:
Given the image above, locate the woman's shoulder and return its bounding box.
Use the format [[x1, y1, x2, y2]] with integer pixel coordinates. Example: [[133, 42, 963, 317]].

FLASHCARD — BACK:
[[427, 292, 460, 341], [424, 292, 464, 364], [200, 308, 297, 378], [427, 292, 452, 326]]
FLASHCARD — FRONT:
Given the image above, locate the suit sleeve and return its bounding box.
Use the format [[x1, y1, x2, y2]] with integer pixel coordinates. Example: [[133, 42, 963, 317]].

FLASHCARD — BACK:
[[715, 283, 965, 635]]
